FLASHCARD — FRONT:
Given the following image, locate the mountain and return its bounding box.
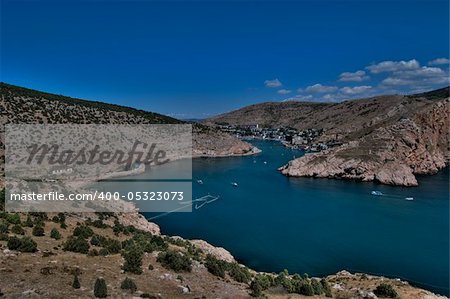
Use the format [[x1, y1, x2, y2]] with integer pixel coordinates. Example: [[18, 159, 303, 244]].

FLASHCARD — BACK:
[[0, 83, 256, 187], [206, 87, 450, 186]]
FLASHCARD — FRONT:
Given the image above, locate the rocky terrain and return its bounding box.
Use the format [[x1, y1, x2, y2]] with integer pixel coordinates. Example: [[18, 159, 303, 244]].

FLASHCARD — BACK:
[[0, 207, 446, 299], [207, 87, 450, 186]]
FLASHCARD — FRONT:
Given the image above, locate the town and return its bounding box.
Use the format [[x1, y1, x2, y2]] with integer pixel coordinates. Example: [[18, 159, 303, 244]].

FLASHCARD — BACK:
[[214, 123, 343, 153]]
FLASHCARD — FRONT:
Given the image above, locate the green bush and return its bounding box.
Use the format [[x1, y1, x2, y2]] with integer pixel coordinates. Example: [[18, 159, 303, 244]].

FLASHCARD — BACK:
[[6, 213, 21, 225], [157, 250, 192, 272], [94, 278, 107, 298], [148, 264, 154, 270], [374, 283, 398, 298], [11, 224, 25, 235], [294, 281, 314, 296], [7, 236, 21, 250], [50, 228, 61, 240], [73, 225, 94, 239], [88, 249, 99, 256], [320, 279, 332, 297], [24, 216, 34, 227], [204, 254, 226, 278], [311, 279, 323, 295], [72, 275, 81, 289], [120, 277, 137, 293], [32, 225, 45, 237], [0, 221, 9, 234], [7, 236, 37, 252], [63, 236, 90, 254], [250, 274, 274, 297], [122, 245, 143, 274], [228, 263, 251, 284]]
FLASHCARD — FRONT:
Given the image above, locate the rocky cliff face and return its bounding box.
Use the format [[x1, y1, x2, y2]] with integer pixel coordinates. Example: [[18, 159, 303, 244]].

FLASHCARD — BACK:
[[280, 99, 449, 186]]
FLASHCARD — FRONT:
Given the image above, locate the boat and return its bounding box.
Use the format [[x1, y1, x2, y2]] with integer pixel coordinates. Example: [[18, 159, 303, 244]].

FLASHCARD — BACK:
[[405, 197, 414, 201], [197, 179, 203, 185], [231, 182, 238, 187], [263, 161, 267, 164], [371, 191, 383, 196]]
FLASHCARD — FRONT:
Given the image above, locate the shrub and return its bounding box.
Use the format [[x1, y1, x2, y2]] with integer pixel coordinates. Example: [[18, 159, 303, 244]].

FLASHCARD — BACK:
[[295, 281, 314, 296], [50, 228, 61, 240], [73, 225, 94, 239], [250, 274, 273, 297], [19, 237, 38, 252], [374, 283, 398, 298], [11, 224, 24, 235], [228, 263, 252, 283], [120, 277, 137, 293], [122, 245, 143, 274], [157, 250, 192, 272], [94, 278, 107, 298], [99, 248, 109, 256], [63, 236, 90, 254], [90, 234, 102, 246], [6, 213, 21, 225], [320, 279, 332, 297], [0, 221, 9, 234], [7, 236, 21, 250], [32, 225, 45, 237], [88, 249, 99, 256], [204, 254, 226, 278], [311, 279, 323, 295], [24, 216, 34, 227], [60, 222, 68, 229], [72, 275, 81, 289], [7, 236, 37, 252], [148, 264, 154, 270]]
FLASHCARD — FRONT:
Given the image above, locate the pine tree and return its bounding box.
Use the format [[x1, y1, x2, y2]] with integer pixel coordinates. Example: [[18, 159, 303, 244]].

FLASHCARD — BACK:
[[94, 278, 107, 298], [72, 275, 80, 289]]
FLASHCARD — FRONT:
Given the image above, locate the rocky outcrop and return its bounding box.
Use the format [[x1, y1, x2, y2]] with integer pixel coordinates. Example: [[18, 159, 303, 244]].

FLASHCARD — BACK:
[[190, 239, 235, 263], [280, 99, 449, 186], [192, 126, 260, 157]]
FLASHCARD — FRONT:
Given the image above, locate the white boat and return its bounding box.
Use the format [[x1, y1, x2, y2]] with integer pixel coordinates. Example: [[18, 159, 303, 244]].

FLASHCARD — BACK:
[[197, 180, 203, 185], [405, 197, 414, 201], [263, 161, 267, 164], [231, 182, 238, 187], [371, 191, 383, 196]]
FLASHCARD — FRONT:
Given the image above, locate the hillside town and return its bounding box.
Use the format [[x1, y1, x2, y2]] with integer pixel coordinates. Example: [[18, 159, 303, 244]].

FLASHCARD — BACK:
[[215, 123, 342, 153]]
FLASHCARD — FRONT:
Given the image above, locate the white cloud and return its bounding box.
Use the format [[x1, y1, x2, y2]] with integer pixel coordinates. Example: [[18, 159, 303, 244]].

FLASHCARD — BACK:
[[305, 83, 338, 93], [277, 89, 292, 95], [366, 59, 420, 74], [264, 78, 282, 88], [428, 58, 450, 66], [382, 66, 449, 86], [282, 94, 313, 102], [340, 85, 372, 95], [338, 70, 369, 82]]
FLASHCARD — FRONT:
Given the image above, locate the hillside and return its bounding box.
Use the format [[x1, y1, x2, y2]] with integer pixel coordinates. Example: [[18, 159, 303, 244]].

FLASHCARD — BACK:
[[0, 82, 256, 187], [206, 87, 450, 186]]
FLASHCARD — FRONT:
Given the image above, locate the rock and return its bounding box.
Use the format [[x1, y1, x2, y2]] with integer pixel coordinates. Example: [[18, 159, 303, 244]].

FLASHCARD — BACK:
[[190, 239, 235, 263], [279, 100, 448, 186]]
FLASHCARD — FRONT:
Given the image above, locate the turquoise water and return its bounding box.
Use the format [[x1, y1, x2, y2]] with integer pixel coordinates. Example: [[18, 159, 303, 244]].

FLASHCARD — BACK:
[[116, 140, 448, 295]]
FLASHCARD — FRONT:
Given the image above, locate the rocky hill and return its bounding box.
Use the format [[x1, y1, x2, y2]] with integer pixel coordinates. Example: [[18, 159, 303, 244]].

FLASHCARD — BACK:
[[206, 87, 450, 186], [0, 84, 448, 298], [0, 82, 256, 187]]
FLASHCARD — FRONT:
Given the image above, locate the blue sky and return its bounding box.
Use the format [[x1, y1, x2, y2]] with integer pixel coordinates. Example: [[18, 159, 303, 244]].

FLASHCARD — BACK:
[[1, 0, 449, 119]]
